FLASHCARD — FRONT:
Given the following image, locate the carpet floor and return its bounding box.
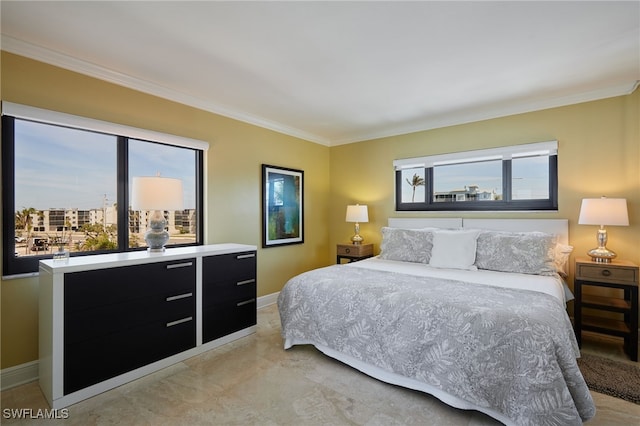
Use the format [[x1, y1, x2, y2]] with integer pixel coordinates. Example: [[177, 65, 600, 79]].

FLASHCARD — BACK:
[[578, 352, 640, 405]]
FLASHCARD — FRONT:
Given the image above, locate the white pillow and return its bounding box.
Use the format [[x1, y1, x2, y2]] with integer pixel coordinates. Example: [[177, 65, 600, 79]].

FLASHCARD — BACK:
[[429, 229, 480, 270]]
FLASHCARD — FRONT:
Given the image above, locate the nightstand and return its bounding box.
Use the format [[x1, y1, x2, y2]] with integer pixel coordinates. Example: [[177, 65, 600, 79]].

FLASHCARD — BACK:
[[337, 243, 373, 264], [574, 257, 638, 361]]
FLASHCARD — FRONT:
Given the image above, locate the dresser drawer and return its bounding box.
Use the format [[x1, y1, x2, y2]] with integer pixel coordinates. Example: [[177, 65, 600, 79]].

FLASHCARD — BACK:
[[203, 278, 255, 306], [203, 252, 256, 284], [576, 263, 638, 285], [65, 259, 196, 312], [65, 291, 195, 345], [203, 251, 256, 307], [64, 317, 195, 395], [203, 298, 256, 343]]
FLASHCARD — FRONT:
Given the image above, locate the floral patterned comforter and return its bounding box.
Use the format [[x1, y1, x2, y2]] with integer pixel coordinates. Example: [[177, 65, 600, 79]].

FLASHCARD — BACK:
[[278, 264, 595, 426]]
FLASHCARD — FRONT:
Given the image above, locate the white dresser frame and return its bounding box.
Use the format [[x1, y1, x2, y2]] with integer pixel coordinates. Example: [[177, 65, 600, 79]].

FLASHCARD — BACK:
[[39, 243, 257, 409]]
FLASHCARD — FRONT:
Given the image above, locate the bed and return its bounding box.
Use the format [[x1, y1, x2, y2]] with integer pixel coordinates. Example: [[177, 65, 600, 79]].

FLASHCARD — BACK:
[[277, 218, 596, 426]]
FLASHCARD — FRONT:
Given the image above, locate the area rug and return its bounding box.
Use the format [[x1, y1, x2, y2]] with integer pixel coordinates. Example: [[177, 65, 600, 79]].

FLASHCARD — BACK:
[[577, 353, 640, 405]]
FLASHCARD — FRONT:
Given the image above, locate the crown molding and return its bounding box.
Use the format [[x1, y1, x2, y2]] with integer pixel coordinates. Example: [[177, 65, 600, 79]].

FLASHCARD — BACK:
[[1, 36, 331, 146], [3, 36, 636, 148]]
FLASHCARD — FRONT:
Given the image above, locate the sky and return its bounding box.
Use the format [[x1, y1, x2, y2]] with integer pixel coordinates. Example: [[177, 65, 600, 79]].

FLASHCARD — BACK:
[[14, 119, 197, 211]]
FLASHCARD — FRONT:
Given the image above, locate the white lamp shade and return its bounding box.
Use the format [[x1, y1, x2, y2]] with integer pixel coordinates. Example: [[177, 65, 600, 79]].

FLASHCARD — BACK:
[[578, 197, 629, 226], [345, 204, 369, 223], [132, 176, 184, 211]]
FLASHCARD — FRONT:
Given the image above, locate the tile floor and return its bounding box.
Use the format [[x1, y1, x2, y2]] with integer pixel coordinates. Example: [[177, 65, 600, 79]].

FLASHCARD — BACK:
[[2, 304, 639, 425]]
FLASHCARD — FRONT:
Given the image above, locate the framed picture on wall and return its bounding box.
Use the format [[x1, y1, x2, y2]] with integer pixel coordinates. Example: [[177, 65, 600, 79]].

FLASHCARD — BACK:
[[262, 164, 304, 247]]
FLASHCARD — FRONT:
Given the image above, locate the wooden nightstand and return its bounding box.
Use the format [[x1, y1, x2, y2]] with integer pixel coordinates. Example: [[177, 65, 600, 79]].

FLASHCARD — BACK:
[[336, 243, 373, 264], [574, 257, 639, 361]]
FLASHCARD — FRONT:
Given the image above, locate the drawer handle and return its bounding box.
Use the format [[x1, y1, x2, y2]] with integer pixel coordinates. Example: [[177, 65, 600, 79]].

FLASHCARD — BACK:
[[237, 253, 255, 259], [166, 316, 193, 327], [236, 298, 256, 307], [237, 279, 256, 286], [166, 262, 193, 269], [345, 248, 351, 254], [166, 292, 193, 302], [601, 269, 611, 277]]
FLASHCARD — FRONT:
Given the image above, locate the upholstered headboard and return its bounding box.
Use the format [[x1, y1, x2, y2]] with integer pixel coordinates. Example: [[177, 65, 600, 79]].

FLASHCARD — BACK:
[[387, 218, 569, 245], [388, 217, 462, 229]]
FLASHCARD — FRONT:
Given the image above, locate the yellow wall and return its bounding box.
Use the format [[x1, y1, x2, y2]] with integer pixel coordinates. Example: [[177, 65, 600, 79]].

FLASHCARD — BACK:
[[330, 90, 640, 269], [0, 52, 330, 368], [2, 51, 639, 371]]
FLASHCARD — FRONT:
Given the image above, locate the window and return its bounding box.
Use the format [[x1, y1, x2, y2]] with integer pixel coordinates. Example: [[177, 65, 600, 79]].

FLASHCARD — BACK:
[[2, 103, 207, 277], [395, 141, 558, 212], [128, 139, 200, 248]]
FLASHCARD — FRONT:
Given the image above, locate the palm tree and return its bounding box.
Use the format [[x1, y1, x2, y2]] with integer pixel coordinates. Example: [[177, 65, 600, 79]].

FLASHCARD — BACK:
[[15, 210, 26, 230], [15, 207, 36, 230], [406, 173, 425, 202], [15, 207, 36, 254]]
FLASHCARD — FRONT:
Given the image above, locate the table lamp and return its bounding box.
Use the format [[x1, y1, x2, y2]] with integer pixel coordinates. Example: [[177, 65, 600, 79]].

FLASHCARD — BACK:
[[132, 175, 184, 252], [345, 204, 368, 245], [578, 197, 629, 263]]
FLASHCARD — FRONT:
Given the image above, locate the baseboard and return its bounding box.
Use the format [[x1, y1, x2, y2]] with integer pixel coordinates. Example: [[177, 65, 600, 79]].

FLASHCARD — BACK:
[[2, 293, 280, 391], [0, 360, 39, 391], [257, 291, 279, 309]]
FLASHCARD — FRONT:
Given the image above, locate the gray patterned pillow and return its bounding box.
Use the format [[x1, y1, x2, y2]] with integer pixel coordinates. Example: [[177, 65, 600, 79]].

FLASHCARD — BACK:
[[475, 230, 556, 275], [379, 227, 434, 263]]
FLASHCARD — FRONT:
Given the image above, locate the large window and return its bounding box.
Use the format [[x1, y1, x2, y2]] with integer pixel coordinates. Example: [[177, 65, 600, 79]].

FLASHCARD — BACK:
[[2, 103, 207, 277], [395, 141, 558, 211]]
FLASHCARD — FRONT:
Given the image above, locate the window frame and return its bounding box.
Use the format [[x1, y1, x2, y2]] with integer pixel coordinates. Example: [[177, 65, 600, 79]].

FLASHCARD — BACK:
[[394, 141, 558, 212], [2, 103, 208, 278]]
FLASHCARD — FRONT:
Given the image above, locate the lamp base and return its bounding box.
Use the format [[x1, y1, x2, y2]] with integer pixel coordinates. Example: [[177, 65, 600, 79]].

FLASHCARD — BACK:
[[144, 228, 170, 252], [144, 210, 170, 252], [350, 222, 363, 245], [587, 246, 617, 263]]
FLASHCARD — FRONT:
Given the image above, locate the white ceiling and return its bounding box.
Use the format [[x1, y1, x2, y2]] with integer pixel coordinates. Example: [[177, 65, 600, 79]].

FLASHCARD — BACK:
[[2, 1, 639, 146]]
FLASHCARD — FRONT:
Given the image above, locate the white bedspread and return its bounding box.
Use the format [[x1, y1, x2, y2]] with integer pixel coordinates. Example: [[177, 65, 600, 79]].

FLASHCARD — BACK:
[[347, 256, 568, 303], [278, 259, 595, 425]]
